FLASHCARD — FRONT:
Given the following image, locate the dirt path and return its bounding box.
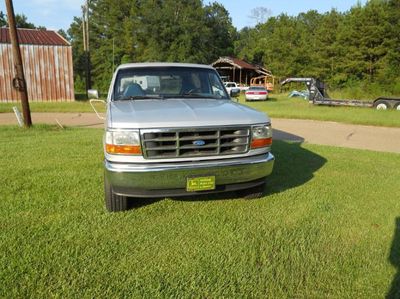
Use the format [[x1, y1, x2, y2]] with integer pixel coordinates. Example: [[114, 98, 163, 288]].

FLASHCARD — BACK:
[[272, 119, 400, 153], [1, 112, 399, 153]]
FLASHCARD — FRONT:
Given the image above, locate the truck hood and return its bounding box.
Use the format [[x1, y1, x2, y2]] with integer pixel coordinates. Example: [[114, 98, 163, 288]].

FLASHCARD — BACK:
[[107, 98, 270, 129]]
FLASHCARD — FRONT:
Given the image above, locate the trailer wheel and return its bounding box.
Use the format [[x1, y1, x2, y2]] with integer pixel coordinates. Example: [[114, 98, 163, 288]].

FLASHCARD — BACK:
[[374, 100, 390, 110], [395, 102, 400, 111]]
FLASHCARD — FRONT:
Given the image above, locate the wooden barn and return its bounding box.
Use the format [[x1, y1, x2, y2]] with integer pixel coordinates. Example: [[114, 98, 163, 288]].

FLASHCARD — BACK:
[[211, 57, 272, 85], [0, 28, 74, 102]]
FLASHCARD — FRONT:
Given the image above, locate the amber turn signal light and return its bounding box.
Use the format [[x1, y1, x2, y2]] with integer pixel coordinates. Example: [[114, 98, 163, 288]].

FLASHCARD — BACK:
[[251, 137, 272, 149], [106, 144, 142, 155]]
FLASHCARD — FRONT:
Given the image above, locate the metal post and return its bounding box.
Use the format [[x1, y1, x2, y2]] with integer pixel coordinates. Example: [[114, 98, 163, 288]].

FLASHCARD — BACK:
[[82, 0, 91, 96], [5, 0, 32, 127], [85, 0, 91, 90]]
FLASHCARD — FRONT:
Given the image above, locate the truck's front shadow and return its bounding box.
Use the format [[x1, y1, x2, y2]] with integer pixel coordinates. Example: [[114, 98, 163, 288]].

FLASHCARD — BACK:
[[387, 217, 400, 299], [172, 138, 326, 203], [125, 137, 326, 209], [264, 139, 326, 196]]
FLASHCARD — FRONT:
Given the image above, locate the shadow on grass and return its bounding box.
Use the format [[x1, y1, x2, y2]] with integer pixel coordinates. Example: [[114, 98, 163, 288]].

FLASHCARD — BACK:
[[264, 140, 326, 196], [273, 128, 305, 143], [240, 97, 278, 103], [75, 92, 88, 101], [127, 198, 163, 210], [126, 139, 327, 209], [387, 217, 400, 299]]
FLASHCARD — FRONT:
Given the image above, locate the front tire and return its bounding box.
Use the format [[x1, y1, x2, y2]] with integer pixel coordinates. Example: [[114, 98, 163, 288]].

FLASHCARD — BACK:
[[394, 102, 400, 111], [104, 175, 128, 212]]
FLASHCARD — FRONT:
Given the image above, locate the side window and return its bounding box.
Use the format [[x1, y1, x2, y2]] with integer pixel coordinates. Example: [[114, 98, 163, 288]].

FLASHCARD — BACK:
[[209, 73, 226, 98]]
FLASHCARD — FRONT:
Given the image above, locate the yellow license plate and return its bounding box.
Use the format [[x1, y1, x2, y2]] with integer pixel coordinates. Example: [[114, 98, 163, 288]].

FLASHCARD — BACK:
[[186, 176, 215, 192]]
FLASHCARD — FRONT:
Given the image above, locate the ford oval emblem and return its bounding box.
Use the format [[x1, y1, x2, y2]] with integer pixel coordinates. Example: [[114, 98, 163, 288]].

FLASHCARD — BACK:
[[193, 140, 206, 146]]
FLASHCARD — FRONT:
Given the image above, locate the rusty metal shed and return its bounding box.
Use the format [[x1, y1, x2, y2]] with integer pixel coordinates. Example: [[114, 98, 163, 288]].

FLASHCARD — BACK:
[[211, 57, 272, 85], [0, 28, 74, 102]]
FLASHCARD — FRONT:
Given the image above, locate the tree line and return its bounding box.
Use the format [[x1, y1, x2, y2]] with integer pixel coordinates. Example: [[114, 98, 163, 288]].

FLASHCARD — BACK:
[[2, 0, 400, 94], [235, 0, 400, 93], [67, 0, 236, 91]]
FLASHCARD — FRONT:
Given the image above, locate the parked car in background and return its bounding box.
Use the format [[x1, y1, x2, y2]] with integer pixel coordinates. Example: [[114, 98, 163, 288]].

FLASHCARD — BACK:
[[245, 86, 269, 101], [224, 82, 241, 96]]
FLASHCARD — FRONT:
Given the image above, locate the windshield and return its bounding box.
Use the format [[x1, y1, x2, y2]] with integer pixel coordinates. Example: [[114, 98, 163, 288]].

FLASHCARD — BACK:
[[113, 66, 229, 100]]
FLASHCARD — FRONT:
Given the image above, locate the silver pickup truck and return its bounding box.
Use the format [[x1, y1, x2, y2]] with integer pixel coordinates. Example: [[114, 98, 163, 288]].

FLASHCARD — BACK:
[[97, 63, 274, 212]]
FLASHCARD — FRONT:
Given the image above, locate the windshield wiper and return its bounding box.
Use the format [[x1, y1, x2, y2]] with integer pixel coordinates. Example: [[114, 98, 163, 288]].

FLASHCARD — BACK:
[[114, 95, 164, 101], [180, 93, 223, 99]]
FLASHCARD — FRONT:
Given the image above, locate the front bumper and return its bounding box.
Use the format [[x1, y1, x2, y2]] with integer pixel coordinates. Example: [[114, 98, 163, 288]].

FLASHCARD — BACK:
[[105, 153, 274, 197]]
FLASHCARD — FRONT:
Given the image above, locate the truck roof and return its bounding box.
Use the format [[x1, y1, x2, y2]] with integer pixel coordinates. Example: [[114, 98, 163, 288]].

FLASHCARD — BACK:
[[117, 62, 215, 71]]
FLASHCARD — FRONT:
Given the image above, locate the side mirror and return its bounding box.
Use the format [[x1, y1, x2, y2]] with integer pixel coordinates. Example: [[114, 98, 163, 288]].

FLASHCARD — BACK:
[[88, 89, 99, 99], [230, 89, 240, 98]]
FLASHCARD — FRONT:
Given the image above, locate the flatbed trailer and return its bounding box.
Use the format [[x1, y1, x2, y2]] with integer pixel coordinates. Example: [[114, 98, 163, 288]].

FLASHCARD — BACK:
[[281, 77, 400, 110]]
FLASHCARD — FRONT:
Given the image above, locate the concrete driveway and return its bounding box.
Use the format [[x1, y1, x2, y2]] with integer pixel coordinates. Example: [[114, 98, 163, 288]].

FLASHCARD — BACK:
[[1, 112, 399, 153]]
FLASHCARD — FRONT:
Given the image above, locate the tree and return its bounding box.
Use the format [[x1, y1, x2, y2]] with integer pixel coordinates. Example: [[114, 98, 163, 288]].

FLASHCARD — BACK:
[[234, 1, 400, 92], [248, 7, 272, 25], [14, 14, 36, 29], [67, 0, 236, 91], [0, 11, 44, 29], [0, 11, 6, 27], [57, 29, 69, 41], [204, 2, 237, 61]]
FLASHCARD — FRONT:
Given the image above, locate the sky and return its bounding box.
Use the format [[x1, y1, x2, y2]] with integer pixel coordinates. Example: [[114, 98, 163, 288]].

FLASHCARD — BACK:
[[0, 0, 368, 32]]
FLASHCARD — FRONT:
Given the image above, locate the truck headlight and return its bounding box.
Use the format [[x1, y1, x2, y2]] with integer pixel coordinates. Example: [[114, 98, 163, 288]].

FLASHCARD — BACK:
[[251, 124, 272, 149], [105, 130, 142, 155]]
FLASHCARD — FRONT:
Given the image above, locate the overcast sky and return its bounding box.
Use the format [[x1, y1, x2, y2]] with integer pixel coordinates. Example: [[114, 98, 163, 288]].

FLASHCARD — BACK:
[[0, 0, 367, 31]]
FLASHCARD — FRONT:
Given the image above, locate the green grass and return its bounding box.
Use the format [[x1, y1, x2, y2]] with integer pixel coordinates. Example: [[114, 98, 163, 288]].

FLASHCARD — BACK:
[[0, 101, 105, 113], [239, 94, 400, 127], [0, 125, 399, 298]]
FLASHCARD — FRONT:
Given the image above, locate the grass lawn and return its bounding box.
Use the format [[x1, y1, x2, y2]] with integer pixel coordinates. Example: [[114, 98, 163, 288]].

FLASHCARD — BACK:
[[238, 94, 400, 128], [0, 125, 399, 297], [1, 94, 399, 127], [0, 101, 100, 114]]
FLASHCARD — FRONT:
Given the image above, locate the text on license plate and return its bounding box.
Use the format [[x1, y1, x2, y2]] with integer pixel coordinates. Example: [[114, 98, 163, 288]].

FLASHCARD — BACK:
[[186, 176, 215, 192]]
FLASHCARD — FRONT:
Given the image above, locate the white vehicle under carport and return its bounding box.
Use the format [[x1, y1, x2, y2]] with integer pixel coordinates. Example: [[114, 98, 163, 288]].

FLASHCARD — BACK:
[[91, 63, 275, 212], [224, 82, 241, 97]]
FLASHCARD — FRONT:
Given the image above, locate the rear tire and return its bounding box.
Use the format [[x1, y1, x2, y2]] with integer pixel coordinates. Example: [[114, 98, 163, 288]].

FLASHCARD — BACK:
[[237, 182, 266, 199], [395, 102, 400, 111], [374, 99, 390, 110], [104, 175, 128, 212]]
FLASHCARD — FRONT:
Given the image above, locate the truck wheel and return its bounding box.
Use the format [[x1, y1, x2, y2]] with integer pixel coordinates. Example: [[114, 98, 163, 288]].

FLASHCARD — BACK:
[[237, 182, 266, 199], [104, 175, 128, 212], [374, 100, 390, 110]]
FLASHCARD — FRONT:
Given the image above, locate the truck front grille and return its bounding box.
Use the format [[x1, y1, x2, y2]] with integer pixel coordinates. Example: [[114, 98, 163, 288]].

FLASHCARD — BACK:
[[140, 127, 250, 159]]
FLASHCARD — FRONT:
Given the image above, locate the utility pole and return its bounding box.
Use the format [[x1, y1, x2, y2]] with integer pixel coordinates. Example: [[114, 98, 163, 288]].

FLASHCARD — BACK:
[[5, 0, 32, 127], [82, 0, 91, 95]]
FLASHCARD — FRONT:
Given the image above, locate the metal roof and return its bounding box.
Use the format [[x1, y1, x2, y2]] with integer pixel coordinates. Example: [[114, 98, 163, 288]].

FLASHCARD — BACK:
[[211, 57, 257, 70], [0, 28, 69, 46]]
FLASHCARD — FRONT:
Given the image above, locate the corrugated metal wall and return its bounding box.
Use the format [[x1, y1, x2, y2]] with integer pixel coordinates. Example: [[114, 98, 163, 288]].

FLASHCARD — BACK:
[[0, 44, 74, 102]]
